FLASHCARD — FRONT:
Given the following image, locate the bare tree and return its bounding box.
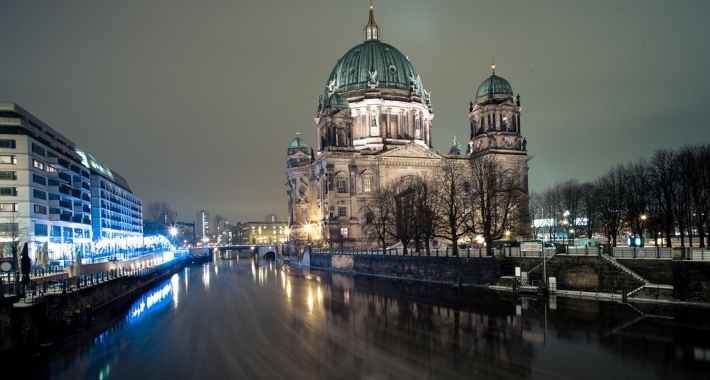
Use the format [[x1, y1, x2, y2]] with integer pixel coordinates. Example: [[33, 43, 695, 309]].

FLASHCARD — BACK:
[[145, 201, 176, 234], [361, 184, 394, 253], [409, 174, 440, 255], [597, 165, 626, 246], [468, 155, 525, 256], [557, 179, 584, 242], [622, 159, 651, 237], [0, 212, 30, 272], [388, 176, 418, 255], [528, 191, 544, 239], [648, 150, 677, 247], [433, 160, 471, 256], [580, 182, 601, 240]]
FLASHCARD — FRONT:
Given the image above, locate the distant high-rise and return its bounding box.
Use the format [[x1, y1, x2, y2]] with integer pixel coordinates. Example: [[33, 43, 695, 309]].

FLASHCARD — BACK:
[[196, 209, 209, 243]]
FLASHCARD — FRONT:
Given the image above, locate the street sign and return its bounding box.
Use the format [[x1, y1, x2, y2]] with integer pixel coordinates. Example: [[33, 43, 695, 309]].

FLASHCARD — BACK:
[[521, 241, 543, 252]]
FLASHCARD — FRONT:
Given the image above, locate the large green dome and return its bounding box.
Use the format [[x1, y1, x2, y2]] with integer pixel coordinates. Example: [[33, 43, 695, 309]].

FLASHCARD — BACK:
[[324, 41, 426, 95], [476, 74, 513, 99]]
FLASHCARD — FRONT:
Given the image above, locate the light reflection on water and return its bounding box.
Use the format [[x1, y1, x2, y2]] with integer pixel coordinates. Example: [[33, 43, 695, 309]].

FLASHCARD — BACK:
[[36, 260, 710, 380]]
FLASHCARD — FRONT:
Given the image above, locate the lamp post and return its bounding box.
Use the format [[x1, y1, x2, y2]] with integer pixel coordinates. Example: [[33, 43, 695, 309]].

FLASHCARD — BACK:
[[305, 224, 312, 244], [169, 227, 178, 248]]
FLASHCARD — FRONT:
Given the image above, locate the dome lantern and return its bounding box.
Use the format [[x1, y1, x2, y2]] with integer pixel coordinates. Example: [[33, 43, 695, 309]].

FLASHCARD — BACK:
[[363, 1, 380, 42]]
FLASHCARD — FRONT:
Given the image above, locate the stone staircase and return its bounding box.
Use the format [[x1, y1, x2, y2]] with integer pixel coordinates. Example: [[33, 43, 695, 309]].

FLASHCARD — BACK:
[[599, 253, 651, 296]]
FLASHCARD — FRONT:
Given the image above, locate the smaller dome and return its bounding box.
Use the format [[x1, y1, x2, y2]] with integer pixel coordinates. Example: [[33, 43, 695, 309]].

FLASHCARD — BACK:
[[324, 93, 349, 109], [476, 75, 513, 99], [289, 134, 308, 149]]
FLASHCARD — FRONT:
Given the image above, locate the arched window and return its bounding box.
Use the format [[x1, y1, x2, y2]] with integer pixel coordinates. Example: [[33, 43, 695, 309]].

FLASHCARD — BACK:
[[337, 176, 347, 193]]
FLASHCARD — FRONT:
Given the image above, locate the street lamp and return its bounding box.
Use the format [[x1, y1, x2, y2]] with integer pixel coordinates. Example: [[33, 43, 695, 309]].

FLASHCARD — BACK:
[[169, 227, 178, 248], [305, 224, 312, 244]]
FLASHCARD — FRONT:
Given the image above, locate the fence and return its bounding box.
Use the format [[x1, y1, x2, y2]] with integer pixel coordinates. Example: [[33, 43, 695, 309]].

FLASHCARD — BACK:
[[611, 247, 674, 260], [682, 249, 710, 261], [310, 246, 493, 257]]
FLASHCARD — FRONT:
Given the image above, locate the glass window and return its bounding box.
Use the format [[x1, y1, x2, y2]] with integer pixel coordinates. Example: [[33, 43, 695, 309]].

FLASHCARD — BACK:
[[0, 171, 16, 180], [34, 204, 47, 214], [50, 225, 61, 237], [338, 207, 347, 217], [33, 174, 46, 186], [363, 177, 372, 193], [0, 187, 16, 196], [0, 203, 18, 212], [0, 140, 16, 149], [34, 223, 48, 236], [337, 178, 347, 193], [33, 189, 47, 200], [74, 228, 83, 238], [0, 155, 17, 165], [32, 159, 45, 170], [31, 143, 45, 156]]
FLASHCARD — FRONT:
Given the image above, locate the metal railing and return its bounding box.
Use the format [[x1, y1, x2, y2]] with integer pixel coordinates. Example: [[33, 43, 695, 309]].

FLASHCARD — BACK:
[[310, 246, 493, 257], [611, 247, 673, 260]]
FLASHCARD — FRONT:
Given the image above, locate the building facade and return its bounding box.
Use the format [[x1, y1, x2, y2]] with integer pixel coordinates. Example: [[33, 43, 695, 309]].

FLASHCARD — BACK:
[[0, 102, 142, 264], [195, 209, 209, 243], [233, 216, 287, 245], [285, 5, 531, 250]]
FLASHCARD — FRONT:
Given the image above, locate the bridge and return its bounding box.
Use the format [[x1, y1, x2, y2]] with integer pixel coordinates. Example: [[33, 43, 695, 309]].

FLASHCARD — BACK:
[[210, 245, 279, 259]]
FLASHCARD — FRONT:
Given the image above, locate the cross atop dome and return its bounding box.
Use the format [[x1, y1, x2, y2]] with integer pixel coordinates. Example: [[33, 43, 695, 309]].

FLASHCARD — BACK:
[[364, 1, 380, 42]]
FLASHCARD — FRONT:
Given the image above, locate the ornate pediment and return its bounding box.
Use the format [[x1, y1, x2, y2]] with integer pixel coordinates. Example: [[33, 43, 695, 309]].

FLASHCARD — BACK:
[[378, 142, 443, 160]]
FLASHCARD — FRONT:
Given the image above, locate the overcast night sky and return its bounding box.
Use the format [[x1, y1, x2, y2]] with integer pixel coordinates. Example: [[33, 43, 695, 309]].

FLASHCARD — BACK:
[[1, 0, 708, 224]]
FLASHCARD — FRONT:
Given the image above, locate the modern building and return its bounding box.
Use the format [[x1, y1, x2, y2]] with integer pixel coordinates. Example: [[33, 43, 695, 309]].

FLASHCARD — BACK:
[[0, 102, 142, 264], [233, 216, 287, 245], [195, 209, 209, 243], [76, 148, 142, 243], [285, 5, 531, 249]]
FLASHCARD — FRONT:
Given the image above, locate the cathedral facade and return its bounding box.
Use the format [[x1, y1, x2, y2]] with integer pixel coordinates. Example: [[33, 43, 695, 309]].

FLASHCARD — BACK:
[[285, 5, 530, 250]]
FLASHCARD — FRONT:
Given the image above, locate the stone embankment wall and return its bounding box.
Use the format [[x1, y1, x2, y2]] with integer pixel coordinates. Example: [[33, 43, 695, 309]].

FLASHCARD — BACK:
[[310, 254, 500, 285], [504, 256, 645, 293]]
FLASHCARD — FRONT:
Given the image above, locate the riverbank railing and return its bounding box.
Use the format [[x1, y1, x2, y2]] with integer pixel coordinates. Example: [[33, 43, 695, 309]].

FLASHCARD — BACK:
[[310, 246, 493, 257]]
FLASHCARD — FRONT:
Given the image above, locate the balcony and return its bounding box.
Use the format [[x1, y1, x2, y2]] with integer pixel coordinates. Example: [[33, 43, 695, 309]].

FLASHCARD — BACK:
[[71, 189, 81, 198], [83, 205, 90, 214], [49, 213, 71, 222], [59, 200, 72, 209], [82, 194, 90, 202], [83, 217, 91, 225], [72, 215, 82, 223]]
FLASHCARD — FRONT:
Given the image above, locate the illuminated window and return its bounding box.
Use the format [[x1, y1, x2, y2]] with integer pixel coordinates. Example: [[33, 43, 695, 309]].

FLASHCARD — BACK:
[[32, 159, 45, 170], [338, 207, 347, 217], [34, 204, 47, 214], [363, 177, 372, 193], [0, 155, 17, 165], [0, 203, 18, 212]]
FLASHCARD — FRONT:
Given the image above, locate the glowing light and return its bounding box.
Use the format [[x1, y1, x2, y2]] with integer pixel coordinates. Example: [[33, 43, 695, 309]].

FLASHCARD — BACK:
[[317, 286, 322, 302], [287, 281, 291, 298], [171, 274, 179, 309], [307, 291, 314, 312]]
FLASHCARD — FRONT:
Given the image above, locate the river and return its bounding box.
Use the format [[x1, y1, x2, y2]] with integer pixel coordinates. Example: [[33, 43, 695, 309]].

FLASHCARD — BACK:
[[24, 256, 710, 379]]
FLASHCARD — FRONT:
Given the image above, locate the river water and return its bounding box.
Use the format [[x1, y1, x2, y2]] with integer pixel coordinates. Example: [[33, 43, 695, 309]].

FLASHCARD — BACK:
[[25, 257, 710, 379]]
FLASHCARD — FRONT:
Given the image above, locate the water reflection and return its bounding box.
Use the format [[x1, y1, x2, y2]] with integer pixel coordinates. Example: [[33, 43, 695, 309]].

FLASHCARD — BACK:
[[31, 260, 710, 380]]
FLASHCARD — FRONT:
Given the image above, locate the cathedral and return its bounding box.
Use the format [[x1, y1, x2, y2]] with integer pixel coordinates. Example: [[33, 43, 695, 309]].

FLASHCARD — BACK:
[[285, 4, 530, 250]]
